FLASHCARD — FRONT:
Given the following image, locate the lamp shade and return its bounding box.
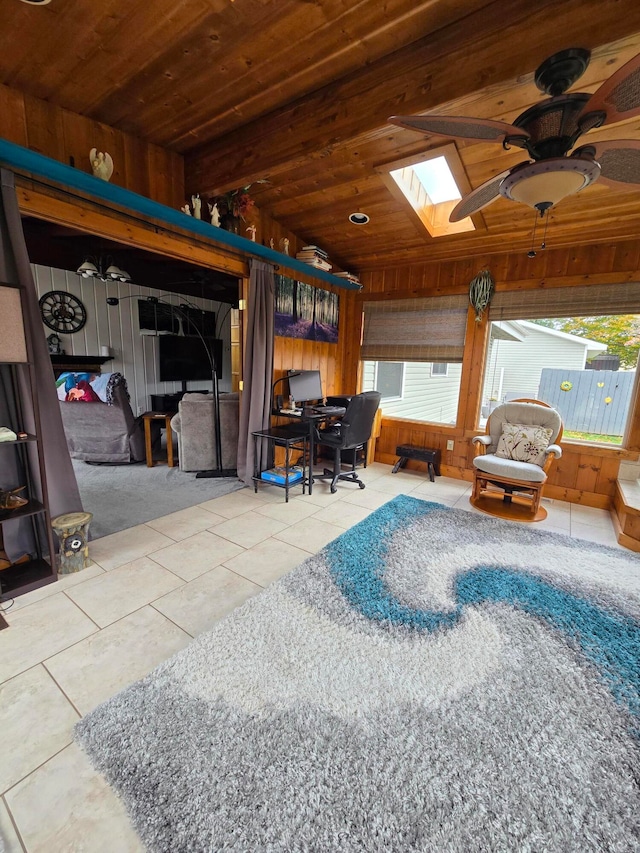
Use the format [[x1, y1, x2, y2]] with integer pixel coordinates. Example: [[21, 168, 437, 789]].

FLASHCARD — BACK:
[[500, 158, 601, 210], [77, 259, 99, 277]]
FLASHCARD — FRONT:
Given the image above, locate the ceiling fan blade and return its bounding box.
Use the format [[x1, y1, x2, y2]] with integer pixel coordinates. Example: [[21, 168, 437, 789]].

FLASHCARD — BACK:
[[389, 114, 530, 145], [578, 52, 640, 128], [585, 139, 640, 187], [449, 169, 513, 222]]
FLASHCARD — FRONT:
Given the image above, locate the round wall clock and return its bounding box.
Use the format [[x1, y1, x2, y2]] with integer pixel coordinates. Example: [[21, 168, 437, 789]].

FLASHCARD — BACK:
[[39, 291, 87, 333]]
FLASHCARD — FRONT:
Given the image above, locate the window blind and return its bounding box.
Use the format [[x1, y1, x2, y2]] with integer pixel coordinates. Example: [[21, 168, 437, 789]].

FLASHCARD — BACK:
[[361, 295, 468, 362], [490, 282, 640, 320]]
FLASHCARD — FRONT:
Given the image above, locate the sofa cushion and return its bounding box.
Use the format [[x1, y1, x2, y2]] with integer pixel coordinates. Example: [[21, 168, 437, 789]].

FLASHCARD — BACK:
[[473, 454, 547, 483]]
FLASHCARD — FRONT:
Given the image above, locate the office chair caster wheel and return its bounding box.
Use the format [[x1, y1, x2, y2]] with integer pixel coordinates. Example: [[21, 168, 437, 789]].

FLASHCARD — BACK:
[[331, 485, 337, 493], [359, 482, 366, 489]]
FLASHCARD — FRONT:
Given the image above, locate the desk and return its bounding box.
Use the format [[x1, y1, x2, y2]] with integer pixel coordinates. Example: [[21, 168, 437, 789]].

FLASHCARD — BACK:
[[142, 411, 174, 468], [272, 407, 346, 494]]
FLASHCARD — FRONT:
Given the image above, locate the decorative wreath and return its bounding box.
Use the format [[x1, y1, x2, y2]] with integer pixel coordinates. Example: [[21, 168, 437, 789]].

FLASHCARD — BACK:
[[560, 380, 573, 391], [469, 269, 495, 323]]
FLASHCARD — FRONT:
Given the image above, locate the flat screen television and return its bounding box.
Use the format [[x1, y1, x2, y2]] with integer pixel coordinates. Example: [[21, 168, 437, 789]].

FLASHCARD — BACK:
[[287, 369, 323, 404], [159, 335, 223, 388]]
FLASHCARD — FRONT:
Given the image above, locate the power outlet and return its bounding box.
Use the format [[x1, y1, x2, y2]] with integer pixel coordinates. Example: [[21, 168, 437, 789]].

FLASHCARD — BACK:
[[138, 406, 145, 415], [446, 439, 455, 451]]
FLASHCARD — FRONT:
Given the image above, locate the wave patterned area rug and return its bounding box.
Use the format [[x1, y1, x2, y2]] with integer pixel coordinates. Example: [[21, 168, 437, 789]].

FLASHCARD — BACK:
[[75, 495, 640, 852]]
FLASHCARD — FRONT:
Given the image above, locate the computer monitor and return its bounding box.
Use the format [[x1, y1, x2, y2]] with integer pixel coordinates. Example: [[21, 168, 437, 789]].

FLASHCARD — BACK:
[[287, 369, 323, 405]]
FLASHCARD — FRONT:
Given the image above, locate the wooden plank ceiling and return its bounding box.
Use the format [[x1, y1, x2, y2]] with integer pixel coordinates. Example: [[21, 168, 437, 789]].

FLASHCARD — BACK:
[[3, 0, 640, 274]]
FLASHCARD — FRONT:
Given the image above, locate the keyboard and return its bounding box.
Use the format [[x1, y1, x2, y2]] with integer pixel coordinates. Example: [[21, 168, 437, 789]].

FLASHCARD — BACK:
[[312, 406, 346, 415]]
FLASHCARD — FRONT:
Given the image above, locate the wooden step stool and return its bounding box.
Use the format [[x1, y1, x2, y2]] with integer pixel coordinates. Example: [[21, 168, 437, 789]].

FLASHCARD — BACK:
[[392, 445, 441, 482]]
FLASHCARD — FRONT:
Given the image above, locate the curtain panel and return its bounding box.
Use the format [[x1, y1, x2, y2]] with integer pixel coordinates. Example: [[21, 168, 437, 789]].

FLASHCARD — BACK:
[[361, 295, 468, 363]]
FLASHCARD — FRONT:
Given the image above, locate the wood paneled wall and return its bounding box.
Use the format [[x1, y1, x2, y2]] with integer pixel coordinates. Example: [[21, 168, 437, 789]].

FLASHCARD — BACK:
[[347, 241, 640, 509], [0, 83, 184, 207]]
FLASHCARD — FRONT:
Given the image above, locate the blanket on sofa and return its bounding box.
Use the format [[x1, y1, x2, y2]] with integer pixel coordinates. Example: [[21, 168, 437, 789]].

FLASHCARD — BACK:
[[56, 372, 127, 404]]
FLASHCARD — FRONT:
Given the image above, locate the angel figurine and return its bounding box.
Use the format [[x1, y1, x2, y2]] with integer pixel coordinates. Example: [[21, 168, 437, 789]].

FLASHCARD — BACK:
[[180, 204, 192, 215], [191, 194, 202, 219], [269, 237, 275, 250], [208, 202, 220, 227], [89, 148, 114, 182], [246, 224, 257, 242], [279, 237, 290, 255]]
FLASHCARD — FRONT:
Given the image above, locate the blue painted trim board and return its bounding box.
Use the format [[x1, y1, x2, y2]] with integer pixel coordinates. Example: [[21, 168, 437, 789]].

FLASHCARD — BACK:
[[0, 137, 360, 290]]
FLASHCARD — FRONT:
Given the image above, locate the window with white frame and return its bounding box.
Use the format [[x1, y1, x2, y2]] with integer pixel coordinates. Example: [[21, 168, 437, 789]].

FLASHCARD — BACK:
[[374, 361, 404, 399], [431, 362, 448, 376]]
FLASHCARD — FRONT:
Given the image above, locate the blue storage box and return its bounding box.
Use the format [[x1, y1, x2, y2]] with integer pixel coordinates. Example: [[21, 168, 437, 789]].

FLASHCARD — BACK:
[[260, 466, 304, 485]]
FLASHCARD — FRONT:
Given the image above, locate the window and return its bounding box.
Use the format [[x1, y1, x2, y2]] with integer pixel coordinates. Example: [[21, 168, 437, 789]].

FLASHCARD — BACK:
[[363, 360, 462, 424], [431, 363, 448, 377], [378, 144, 475, 238], [374, 362, 404, 399], [482, 310, 640, 445]]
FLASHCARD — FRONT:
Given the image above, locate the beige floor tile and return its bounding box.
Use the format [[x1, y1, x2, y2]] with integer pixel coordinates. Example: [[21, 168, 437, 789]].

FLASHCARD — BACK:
[[89, 525, 175, 571], [311, 501, 372, 529], [0, 797, 23, 853], [152, 566, 262, 636], [274, 516, 344, 553], [212, 510, 288, 549], [6, 743, 144, 853], [65, 557, 184, 628], [340, 489, 396, 510], [0, 666, 79, 794], [541, 506, 571, 531], [148, 530, 245, 582], [145, 505, 226, 540], [571, 504, 616, 529], [255, 498, 320, 524], [571, 520, 621, 548], [300, 484, 351, 507], [223, 538, 309, 586], [0, 595, 97, 685], [198, 488, 278, 519], [366, 473, 424, 496], [45, 607, 191, 716], [7, 563, 105, 613]]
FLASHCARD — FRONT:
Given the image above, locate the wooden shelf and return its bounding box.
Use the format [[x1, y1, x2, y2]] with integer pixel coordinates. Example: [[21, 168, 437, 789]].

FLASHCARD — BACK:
[[50, 354, 112, 376], [0, 498, 45, 524]]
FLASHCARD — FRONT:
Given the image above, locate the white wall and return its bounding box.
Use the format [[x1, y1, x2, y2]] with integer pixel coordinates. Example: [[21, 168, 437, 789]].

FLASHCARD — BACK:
[[482, 325, 588, 402], [32, 264, 233, 415], [362, 361, 461, 424]]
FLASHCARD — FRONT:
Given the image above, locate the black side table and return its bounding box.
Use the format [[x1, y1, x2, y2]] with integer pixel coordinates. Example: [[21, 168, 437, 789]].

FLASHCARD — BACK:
[[251, 426, 309, 502]]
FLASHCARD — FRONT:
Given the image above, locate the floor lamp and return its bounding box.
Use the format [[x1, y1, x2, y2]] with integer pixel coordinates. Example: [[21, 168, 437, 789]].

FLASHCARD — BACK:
[[106, 295, 236, 478]]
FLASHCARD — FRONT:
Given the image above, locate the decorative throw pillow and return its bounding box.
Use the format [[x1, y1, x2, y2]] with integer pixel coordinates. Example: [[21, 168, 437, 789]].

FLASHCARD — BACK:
[[495, 422, 553, 465]]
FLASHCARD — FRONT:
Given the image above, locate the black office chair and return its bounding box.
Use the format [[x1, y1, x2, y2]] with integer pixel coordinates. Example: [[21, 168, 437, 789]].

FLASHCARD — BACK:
[[313, 391, 381, 493]]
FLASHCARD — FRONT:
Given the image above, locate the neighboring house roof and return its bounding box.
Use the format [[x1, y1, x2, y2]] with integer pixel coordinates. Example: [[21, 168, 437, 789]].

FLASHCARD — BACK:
[[499, 320, 608, 360]]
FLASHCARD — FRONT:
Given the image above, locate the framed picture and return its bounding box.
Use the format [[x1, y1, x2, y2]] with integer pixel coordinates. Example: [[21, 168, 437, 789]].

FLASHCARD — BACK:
[[275, 275, 339, 342]]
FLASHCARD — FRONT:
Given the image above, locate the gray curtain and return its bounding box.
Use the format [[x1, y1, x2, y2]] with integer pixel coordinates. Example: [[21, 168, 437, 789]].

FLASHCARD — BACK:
[[237, 260, 275, 485], [0, 169, 82, 563]]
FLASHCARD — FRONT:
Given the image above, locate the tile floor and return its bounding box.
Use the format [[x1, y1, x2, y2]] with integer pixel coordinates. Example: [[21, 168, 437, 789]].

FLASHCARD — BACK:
[[0, 463, 623, 852]]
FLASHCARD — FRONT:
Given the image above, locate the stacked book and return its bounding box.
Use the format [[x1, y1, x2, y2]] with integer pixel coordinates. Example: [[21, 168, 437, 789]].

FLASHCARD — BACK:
[[260, 465, 304, 485], [333, 271, 361, 286], [296, 245, 332, 271]]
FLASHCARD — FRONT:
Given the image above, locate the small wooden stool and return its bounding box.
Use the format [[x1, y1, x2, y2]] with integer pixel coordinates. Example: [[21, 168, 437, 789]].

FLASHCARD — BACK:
[[52, 511, 93, 574], [392, 445, 441, 482]]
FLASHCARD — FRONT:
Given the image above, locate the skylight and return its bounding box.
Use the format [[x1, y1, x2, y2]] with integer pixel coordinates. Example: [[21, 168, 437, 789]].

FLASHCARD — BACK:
[[382, 145, 475, 238], [412, 156, 461, 204]]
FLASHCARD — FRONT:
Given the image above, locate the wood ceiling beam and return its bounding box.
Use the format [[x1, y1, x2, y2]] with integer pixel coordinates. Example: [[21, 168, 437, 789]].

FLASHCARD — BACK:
[[185, 0, 640, 196]]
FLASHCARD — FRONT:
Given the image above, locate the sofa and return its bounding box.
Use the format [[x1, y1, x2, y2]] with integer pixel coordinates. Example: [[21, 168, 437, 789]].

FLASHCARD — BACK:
[[58, 372, 146, 464], [170, 392, 239, 472]]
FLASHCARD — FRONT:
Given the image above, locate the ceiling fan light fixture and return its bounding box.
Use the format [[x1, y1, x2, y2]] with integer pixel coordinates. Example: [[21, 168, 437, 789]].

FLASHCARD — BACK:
[[500, 157, 600, 210], [349, 212, 370, 225]]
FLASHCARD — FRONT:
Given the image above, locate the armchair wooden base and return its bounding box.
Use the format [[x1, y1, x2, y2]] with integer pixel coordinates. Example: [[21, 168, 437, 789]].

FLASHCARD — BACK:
[[470, 471, 547, 522]]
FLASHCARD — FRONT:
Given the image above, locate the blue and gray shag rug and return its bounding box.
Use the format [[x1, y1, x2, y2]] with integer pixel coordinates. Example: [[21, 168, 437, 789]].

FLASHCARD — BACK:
[[75, 495, 640, 852]]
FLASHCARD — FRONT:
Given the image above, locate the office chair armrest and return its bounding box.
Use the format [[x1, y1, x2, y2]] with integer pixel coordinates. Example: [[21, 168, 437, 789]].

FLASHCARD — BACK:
[[472, 435, 491, 454]]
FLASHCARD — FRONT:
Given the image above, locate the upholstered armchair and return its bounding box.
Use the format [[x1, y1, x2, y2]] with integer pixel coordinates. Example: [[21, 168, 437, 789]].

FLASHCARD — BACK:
[[470, 398, 563, 522], [170, 392, 239, 472]]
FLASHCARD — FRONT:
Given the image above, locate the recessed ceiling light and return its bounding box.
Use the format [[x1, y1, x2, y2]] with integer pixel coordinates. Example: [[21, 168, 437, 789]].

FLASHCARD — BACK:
[[348, 212, 369, 225], [19, 0, 52, 5]]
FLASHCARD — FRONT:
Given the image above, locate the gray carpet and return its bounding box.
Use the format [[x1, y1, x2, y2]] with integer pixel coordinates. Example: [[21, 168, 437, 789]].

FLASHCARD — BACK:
[[72, 459, 243, 539], [75, 495, 640, 851]]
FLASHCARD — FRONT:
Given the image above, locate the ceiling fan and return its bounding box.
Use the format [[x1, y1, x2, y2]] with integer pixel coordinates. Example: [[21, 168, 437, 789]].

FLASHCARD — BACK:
[[389, 47, 640, 222]]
